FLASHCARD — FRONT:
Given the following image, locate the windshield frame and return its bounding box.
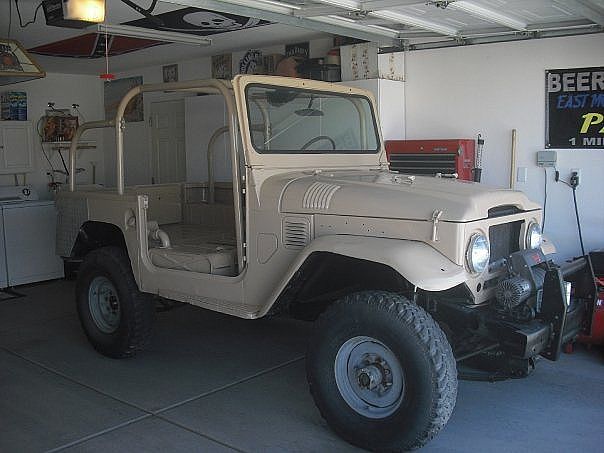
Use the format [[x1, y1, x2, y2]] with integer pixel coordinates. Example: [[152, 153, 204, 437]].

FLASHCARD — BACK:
[[244, 83, 381, 155]]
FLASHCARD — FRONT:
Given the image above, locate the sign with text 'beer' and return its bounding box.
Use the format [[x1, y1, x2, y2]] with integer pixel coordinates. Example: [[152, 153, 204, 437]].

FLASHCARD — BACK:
[[546, 67, 604, 149]]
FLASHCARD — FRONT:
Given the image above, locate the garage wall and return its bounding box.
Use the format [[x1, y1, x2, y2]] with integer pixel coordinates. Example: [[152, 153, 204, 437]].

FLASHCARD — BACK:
[[103, 38, 333, 187], [3, 73, 104, 199], [404, 34, 604, 261]]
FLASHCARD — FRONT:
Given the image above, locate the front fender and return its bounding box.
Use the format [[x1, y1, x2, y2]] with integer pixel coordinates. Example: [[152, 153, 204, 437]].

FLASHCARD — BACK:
[[281, 235, 467, 293]]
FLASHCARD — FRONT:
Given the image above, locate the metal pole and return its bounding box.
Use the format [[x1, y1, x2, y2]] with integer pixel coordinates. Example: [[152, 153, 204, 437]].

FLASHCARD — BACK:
[[114, 85, 142, 195], [510, 129, 517, 189], [207, 126, 229, 204], [69, 119, 114, 192]]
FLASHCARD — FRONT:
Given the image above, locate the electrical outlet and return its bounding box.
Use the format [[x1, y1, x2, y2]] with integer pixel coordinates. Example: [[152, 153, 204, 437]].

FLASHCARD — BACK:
[[570, 168, 581, 187]]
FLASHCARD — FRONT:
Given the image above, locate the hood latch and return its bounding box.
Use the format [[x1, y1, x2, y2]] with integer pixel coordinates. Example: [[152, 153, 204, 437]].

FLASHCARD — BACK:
[[431, 210, 443, 242]]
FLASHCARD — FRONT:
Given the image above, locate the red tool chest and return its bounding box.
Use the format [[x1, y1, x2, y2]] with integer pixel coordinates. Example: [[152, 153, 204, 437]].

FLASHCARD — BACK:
[[385, 139, 476, 181]]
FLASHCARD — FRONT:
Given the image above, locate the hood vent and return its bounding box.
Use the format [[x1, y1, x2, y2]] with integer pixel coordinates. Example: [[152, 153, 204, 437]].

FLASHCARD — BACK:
[[0, 39, 46, 86], [303, 181, 341, 210], [283, 217, 311, 250]]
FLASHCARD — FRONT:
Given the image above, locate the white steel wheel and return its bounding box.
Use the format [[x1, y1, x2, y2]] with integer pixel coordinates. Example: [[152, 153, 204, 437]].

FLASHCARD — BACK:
[[88, 276, 121, 334], [76, 247, 155, 358], [306, 291, 458, 452], [334, 336, 405, 419]]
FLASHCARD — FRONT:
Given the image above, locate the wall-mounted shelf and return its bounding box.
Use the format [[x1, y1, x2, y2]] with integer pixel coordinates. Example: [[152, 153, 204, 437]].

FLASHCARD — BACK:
[[42, 141, 97, 150]]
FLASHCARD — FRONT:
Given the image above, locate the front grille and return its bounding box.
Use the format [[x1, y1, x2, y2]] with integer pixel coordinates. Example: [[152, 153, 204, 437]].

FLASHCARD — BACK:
[[489, 221, 523, 264], [488, 205, 522, 218]]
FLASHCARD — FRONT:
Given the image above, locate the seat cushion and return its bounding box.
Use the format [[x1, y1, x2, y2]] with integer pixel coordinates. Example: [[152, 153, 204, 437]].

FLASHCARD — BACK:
[[149, 244, 236, 276]]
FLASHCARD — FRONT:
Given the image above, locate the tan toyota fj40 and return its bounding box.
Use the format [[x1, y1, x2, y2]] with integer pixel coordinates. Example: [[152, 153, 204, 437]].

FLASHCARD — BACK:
[[56, 75, 595, 451]]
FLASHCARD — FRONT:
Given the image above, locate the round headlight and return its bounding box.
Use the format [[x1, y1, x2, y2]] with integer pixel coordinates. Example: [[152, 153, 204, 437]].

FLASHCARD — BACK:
[[466, 233, 490, 274], [526, 222, 542, 249]]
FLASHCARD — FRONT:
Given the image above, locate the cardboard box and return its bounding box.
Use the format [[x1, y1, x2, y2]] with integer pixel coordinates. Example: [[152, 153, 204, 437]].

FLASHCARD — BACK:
[[340, 43, 404, 82], [262, 54, 285, 75]]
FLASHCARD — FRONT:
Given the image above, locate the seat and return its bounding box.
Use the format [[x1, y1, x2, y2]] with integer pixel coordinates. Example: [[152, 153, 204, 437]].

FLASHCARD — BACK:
[[149, 243, 236, 276], [147, 223, 237, 276]]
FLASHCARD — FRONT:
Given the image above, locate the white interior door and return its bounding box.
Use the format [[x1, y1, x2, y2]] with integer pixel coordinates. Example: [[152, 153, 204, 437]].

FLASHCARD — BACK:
[[150, 100, 186, 184], [184, 95, 230, 183]]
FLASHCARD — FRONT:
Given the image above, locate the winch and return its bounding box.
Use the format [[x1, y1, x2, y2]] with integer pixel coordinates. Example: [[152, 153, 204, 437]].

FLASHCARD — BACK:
[[494, 251, 547, 322]]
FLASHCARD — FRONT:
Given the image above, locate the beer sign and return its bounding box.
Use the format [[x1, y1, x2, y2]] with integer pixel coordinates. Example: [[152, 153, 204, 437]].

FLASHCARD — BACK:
[[546, 67, 604, 149]]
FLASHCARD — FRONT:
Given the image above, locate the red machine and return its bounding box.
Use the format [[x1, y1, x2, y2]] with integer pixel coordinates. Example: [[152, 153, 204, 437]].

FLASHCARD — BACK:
[[578, 252, 604, 345], [385, 139, 476, 181]]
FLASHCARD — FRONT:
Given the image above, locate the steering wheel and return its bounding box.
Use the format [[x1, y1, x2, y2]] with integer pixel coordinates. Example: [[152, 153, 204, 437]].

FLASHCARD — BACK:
[[301, 135, 336, 151]]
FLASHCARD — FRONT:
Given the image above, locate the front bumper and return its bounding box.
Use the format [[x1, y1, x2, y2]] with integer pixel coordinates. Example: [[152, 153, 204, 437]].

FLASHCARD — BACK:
[[485, 251, 596, 361]]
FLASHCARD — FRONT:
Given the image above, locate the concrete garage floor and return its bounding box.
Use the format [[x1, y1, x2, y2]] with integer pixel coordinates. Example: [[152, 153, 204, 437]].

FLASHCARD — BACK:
[[1, 280, 603, 453]]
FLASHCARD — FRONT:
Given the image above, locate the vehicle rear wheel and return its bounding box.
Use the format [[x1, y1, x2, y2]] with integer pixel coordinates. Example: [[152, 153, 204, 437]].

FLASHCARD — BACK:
[[306, 291, 457, 451], [76, 246, 155, 358]]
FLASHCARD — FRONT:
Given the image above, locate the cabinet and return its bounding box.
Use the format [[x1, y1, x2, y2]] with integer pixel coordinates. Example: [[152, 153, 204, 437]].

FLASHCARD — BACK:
[[1, 201, 64, 287], [0, 121, 34, 174]]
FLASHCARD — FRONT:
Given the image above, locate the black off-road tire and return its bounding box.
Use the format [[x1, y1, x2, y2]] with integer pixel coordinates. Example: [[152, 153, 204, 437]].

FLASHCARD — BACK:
[[306, 291, 457, 451], [76, 246, 155, 358]]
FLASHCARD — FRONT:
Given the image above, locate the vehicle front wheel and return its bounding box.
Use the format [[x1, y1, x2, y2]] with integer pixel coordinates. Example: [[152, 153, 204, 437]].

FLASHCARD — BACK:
[[306, 291, 457, 451], [76, 246, 155, 358]]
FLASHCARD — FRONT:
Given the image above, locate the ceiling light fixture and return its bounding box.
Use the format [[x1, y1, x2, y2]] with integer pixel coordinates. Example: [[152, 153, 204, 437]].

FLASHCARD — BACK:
[[43, 0, 105, 28], [369, 9, 459, 36], [95, 24, 212, 46], [0, 39, 46, 86], [65, 0, 105, 22], [449, 1, 527, 30]]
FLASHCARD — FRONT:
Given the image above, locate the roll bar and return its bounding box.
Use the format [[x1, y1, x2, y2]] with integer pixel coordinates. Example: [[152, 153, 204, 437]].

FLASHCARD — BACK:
[[68, 79, 245, 272], [207, 126, 228, 205], [207, 123, 267, 205], [114, 79, 245, 271], [69, 119, 115, 192]]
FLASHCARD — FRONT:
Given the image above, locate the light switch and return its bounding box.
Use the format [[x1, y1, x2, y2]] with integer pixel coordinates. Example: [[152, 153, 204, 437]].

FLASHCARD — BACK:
[[516, 167, 527, 182]]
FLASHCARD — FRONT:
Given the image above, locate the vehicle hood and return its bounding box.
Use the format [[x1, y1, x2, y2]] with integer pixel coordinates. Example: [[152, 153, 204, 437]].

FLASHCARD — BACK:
[[275, 170, 540, 222]]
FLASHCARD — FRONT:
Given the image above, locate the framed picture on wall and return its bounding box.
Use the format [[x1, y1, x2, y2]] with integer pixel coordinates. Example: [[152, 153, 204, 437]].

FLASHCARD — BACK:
[[104, 76, 144, 122], [163, 64, 179, 83], [546, 66, 604, 149], [212, 54, 232, 79]]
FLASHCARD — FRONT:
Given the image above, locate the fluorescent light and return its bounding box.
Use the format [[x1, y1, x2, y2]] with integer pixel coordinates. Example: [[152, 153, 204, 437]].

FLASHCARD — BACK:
[[449, 1, 527, 30], [64, 0, 105, 23], [369, 9, 458, 36], [314, 15, 400, 38], [257, 0, 302, 10], [95, 24, 212, 46], [217, 0, 299, 14], [315, 0, 360, 9]]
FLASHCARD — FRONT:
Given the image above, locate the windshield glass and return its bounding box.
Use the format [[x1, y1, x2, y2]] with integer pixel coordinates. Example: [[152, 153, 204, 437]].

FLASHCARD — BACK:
[[245, 84, 380, 154]]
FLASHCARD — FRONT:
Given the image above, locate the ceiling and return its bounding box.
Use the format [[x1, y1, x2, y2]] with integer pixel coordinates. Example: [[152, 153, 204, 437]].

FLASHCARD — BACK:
[[185, 0, 604, 47], [2, 0, 603, 75], [1, 0, 328, 74]]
